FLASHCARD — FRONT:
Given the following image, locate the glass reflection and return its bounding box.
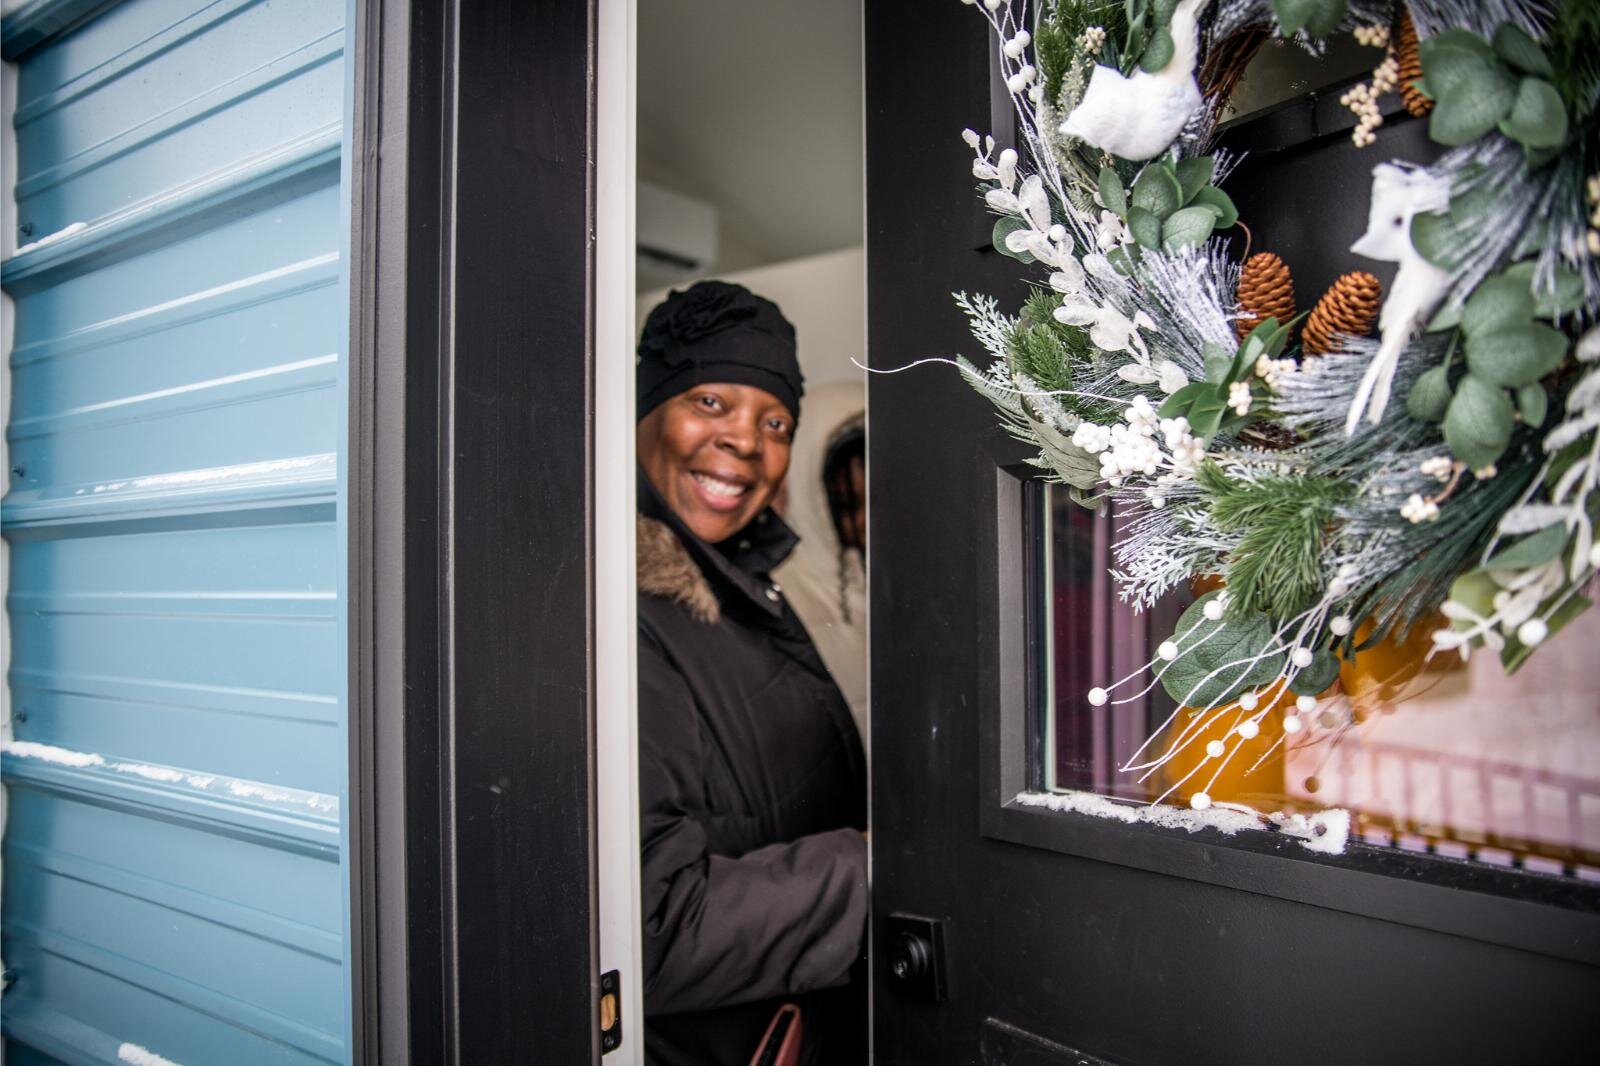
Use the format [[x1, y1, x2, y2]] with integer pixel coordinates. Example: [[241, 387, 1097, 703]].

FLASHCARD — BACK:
[[1039, 482, 1600, 878]]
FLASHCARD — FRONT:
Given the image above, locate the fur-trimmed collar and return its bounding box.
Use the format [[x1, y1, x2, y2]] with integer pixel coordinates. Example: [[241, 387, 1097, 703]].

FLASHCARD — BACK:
[[638, 516, 720, 623]]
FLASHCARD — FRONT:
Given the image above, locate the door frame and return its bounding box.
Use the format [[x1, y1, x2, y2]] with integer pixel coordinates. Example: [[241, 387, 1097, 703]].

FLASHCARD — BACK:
[[345, 0, 642, 1061]]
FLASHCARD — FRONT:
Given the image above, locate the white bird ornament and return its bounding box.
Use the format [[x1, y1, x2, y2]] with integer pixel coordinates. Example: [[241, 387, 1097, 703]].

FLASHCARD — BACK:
[[1058, 0, 1211, 162], [1345, 162, 1453, 434]]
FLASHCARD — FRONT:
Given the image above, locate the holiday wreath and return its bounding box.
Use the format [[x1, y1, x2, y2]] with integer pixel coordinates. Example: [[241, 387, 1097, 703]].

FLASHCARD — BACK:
[[950, 0, 1600, 815]]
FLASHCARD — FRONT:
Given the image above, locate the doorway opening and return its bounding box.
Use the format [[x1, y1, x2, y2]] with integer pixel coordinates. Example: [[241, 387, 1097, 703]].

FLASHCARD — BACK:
[[628, 1, 870, 1061]]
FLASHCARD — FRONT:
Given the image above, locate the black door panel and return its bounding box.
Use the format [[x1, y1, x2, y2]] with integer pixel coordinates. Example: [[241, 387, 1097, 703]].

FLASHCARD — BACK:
[[864, 3, 1600, 1063]]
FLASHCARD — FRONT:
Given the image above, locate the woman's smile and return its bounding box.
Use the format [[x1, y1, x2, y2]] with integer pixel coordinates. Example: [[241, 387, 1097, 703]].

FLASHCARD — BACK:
[[689, 469, 752, 507]]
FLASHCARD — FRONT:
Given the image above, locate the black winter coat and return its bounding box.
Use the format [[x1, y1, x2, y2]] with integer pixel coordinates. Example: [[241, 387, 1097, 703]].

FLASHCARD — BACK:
[[637, 483, 868, 1066]]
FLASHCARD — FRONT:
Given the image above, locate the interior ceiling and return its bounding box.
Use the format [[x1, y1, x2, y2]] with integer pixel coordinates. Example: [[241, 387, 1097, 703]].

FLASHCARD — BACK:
[[638, 0, 864, 271]]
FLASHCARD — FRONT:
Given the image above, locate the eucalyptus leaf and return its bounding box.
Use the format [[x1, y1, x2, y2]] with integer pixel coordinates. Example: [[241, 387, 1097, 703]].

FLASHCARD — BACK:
[[1534, 266, 1585, 317], [1031, 416, 1104, 491], [1460, 273, 1535, 337], [1448, 570, 1499, 620], [1202, 341, 1233, 384], [1130, 164, 1183, 219], [1499, 76, 1569, 149], [1159, 591, 1287, 708], [1098, 166, 1128, 217], [1161, 206, 1217, 252], [1187, 185, 1237, 228], [1448, 183, 1497, 226], [1160, 381, 1211, 417], [1410, 211, 1465, 269], [1127, 204, 1164, 250], [1107, 245, 1141, 275], [1464, 322, 1568, 387], [1419, 29, 1501, 100], [1483, 523, 1568, 571], [1188, 397, 1226, 440], [1407, 365, 1453, 422], [1491, 22, 1554, 78], [1152, 0, 1179, 21], [1271, 0, 1346, 37], [993, 216, 1036, 263], [1141, 27, 1175, 73], [1517, 382, 1548, 427], [1428, 65, 1519, 146], [1444, 373, 1515, 468], [1524, 144, 1562, 168], [1248, 315, 1298, 359], [1288, 646, 1340, 696], [1174, 156, 1214, 203], [1427, 301, 1463, 332]]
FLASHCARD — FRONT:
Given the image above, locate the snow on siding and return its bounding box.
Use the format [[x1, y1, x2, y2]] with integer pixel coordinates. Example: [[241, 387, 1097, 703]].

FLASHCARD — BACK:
[[2, 741, 106, 768], [2, 740, 338, 817], [9, 220, 88, 258], [118, 1042, 183, 1066]]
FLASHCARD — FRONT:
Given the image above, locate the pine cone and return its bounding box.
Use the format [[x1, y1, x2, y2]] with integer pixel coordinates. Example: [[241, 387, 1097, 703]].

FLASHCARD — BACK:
[[1235, 252, 1295, 342], [1303, 271, 1383, 355], [1396, 9, 1432, 118]]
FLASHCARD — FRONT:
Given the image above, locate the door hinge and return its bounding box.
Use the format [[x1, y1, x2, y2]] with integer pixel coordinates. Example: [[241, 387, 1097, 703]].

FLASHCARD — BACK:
[[599, 969, 622, 1054]]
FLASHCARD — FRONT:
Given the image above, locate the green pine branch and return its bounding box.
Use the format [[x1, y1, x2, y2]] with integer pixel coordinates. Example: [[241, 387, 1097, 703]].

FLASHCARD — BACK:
[[1194, 461, 1351, 622]]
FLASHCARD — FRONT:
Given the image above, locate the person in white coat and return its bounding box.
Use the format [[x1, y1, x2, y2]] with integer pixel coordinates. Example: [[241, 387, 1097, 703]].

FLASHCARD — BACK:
[[774, 381, 868, 750]]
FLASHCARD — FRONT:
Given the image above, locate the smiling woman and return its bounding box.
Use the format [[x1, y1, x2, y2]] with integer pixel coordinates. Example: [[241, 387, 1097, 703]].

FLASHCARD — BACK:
[[633, 281, 869, 1066], [637, 381, 795, 543]]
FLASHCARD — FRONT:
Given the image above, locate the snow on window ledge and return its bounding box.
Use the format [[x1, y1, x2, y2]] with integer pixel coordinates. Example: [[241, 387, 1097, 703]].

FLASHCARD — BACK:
[[1015, 789, 1351, 856]]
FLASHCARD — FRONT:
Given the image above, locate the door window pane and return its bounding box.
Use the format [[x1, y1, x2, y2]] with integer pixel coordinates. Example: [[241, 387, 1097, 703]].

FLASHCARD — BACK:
[[1036, 482, 1600, 879]]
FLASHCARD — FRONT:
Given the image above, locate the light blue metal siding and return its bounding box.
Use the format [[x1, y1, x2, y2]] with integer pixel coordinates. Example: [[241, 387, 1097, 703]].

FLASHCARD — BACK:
[[2, 1, 349, 1063]]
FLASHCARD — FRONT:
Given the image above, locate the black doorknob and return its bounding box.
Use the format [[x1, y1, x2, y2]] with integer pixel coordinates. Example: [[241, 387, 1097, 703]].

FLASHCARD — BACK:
[[890, 930, 932, 983], [884, 913, 947, 1001]]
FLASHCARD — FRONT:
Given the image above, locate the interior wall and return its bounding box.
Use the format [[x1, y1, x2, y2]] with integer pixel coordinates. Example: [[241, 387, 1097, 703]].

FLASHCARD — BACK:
[[636, 245, 866, 390], [636, 150, 773, 278]]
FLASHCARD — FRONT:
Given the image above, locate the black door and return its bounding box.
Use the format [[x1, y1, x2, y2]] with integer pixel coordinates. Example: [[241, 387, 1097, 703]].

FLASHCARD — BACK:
[[865, 3, 1600, 1063]]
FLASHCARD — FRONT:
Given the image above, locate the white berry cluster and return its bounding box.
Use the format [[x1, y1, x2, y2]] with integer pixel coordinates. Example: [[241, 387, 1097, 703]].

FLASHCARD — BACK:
[[1400, 493, 1440, 523], [1340, 51, 1398, 147], [1080, 25, 1106, 54], [1587, 174, 1600, 255], [1419, 455, 1454, 481], [1352, 23, 1390, 48], [1253, 353, 1296, 391], [1227, 381, 1252, 416], [1071, 397, 1208, 489]]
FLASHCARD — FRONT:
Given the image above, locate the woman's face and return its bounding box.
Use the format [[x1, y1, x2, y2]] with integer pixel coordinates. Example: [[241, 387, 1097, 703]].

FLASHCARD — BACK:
[[638, 382, 795, 544]]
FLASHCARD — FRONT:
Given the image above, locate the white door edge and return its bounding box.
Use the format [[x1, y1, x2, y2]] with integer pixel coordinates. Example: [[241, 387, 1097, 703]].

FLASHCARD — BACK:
[[595, 0, 644, 1061]]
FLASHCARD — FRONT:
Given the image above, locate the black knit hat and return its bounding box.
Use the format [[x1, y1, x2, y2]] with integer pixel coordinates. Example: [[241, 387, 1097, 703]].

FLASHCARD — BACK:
[[637, 281, 803, 421]]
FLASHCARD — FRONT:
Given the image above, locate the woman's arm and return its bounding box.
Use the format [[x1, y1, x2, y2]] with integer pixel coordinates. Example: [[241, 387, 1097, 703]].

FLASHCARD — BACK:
[[638, 636, 868, 1014]]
